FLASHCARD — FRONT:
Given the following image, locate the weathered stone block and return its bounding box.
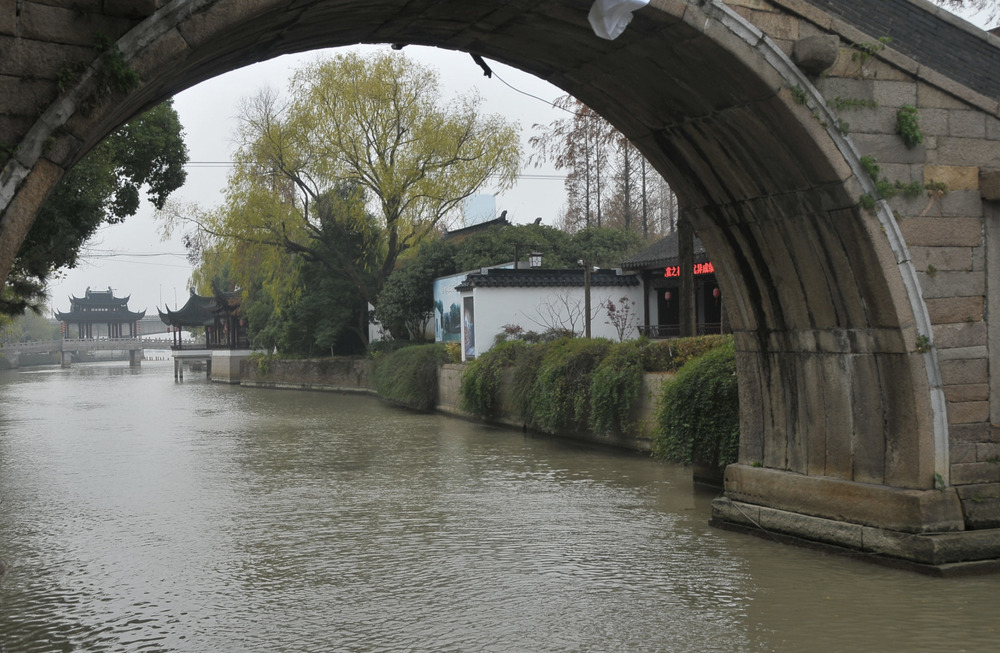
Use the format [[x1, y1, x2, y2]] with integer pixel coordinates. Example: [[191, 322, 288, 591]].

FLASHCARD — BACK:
[[910, 247, 974, 273], [934, 321, 986, 349], [949, 109, 988, 138], [873, 80, 918, 108], [948, 400, 990, 425], [723, 465, 965, 532], [917, 82, 970, 110], [916, 107, 949, 137], [751, 11, 799, 41], [923, 165, 979, 191], [850, 132, 926, 165], [951, 443, 978, 464], [937, 346, 988, 362], [839, 106, 895, 135], [925, 296, 982, 324], [900, 217, 982, 247], [951, 462, 1000, 485], [0, 5, 15, 36], [978, 443, 1000, 461], [956, 483, 1000, 529], [939, 190, 984, 217], [0, 77, 59, 115], [939, 358, 988, 386], [918, 270, 986, 299], [951, 423, 992, 444], [987, 115, 1000, 141], [938, 137, 1000, 168], [0, 38, 91, 79], [816, 77, 873, 103], [944, 383, 989, 403], [129, 27, 188, 80], [980, 169, 1000, 201]]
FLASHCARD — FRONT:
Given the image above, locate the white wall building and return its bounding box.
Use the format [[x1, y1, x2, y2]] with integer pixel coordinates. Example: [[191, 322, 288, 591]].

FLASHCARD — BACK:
[[454, 268, 643, 360]]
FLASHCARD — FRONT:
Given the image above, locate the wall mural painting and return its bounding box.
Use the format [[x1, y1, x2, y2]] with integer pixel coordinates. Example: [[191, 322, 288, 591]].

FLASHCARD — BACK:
[[463, 296, 475, 359]]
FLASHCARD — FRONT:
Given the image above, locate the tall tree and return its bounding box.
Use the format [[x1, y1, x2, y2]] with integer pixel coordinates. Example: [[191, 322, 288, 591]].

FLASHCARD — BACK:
[[4, 101, 187, 316], [214, 51, 521, 309], [530, 95, 676, 237]]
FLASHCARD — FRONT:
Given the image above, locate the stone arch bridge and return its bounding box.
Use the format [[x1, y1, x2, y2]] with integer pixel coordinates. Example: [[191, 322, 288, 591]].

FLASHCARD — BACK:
[[2, 0, 1000, 569]]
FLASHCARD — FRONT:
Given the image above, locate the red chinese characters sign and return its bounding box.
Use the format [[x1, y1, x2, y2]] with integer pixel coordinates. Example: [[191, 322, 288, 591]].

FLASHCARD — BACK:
[[664, 261, 715, 278]]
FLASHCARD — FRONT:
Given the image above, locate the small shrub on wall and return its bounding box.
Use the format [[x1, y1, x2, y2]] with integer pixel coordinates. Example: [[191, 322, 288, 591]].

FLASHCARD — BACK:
[[589, 339, 645, 436], [521, 337, 611, 433], [459, 339, 526, 418], [371, 344, 450, 411], [652, 339, 740, 467]]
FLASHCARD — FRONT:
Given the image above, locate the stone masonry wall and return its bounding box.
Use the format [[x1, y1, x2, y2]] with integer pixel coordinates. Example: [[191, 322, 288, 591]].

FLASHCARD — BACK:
[[726, 0, 1000, 510], [240, 357, 373, 393]]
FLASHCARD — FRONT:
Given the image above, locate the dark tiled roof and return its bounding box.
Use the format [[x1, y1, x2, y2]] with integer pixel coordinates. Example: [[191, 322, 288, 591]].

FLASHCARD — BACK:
[[620, 232, 709, 270], [456, 267, 639, 291], [442, 213, 510, 241], [158, 290, 241, 327], [54, 287, 145, 321]]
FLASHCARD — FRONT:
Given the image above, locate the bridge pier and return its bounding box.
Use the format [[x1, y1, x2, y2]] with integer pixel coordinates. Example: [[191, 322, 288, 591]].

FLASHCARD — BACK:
[[61, 351, 72, 368], [129, 349, 142, 368]]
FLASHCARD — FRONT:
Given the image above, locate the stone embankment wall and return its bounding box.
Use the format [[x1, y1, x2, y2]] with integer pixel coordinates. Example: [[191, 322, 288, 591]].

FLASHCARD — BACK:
[[242, 358, 669, 453], [240, 357, 373, 393]]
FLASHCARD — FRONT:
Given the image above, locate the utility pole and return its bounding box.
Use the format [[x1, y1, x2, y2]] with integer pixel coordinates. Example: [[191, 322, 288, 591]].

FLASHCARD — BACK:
[[678, 217, 696, 337]]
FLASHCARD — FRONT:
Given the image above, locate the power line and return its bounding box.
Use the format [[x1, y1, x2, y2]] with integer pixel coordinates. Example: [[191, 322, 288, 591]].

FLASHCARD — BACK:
[[182, 160, 567, 181]]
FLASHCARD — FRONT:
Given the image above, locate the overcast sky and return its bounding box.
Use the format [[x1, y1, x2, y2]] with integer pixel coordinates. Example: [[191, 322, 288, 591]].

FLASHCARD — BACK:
[[44, 5, 993, 316]]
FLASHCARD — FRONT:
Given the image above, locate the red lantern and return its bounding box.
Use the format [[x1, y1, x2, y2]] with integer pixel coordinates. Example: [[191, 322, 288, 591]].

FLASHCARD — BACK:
[[713, 287, 721, 299], [664, 290, 672, 301]]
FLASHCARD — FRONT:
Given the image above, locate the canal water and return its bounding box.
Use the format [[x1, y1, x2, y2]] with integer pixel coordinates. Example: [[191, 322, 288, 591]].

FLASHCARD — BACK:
[[0, 359, 997, 652]]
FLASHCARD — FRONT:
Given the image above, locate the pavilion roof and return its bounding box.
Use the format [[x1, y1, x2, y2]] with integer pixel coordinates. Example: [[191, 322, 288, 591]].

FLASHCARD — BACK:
[[158, 290, 242, 327], [54, 286, 145, 322], [158, 292, 218, 327]]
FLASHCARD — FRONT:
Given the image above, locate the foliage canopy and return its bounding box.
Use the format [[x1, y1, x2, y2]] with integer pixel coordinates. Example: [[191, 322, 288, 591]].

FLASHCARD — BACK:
[[6, 101, 187, 316]]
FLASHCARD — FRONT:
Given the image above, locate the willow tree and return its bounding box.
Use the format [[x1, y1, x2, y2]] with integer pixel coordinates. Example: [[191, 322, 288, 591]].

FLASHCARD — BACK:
[[218, 50, 521, 309]]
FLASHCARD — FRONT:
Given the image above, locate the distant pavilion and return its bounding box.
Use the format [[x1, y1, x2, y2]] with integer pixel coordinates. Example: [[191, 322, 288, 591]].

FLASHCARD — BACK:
[[158, 289, 249, 350], [55, 287, 145, 339]]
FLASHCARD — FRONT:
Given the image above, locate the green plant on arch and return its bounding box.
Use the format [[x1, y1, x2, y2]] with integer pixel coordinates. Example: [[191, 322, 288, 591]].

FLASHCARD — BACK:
[[896, 105, 923, 148]]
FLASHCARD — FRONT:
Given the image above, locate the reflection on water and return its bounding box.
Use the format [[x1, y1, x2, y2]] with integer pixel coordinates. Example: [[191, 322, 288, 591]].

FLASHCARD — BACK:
[[0, 360, 997, 652]]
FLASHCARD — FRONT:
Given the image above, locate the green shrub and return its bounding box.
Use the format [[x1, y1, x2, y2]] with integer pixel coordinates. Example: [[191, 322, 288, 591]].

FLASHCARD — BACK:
[[459, 339, 526, 418], [371, 344, 450, 411], [634, 334, 730, 372], [521, 337, 611, 433], [652, 340, 740, 467], [590, 339, 645, 436], [458, 334, 736, 440]]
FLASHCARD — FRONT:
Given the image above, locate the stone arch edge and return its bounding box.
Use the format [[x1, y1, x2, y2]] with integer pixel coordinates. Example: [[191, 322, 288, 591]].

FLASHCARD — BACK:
[[685, 0, 961, 539]]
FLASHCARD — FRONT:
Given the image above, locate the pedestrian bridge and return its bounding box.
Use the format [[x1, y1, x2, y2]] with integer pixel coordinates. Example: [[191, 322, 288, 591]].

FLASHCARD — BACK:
[[1, 337, 146, 367], [2, 0, 1000, 568]]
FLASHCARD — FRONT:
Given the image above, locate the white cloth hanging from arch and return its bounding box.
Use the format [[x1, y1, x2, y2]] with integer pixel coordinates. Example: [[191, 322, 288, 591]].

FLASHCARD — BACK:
[[588, 0, 650, 40]]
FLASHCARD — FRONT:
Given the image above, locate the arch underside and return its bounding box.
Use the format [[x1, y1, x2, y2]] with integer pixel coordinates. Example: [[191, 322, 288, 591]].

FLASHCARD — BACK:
[[1, 0, 955, 531]]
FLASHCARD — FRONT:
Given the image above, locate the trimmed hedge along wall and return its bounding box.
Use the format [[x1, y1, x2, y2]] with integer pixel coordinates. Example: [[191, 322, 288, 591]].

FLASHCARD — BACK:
[[458, 335, 739, 467]]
